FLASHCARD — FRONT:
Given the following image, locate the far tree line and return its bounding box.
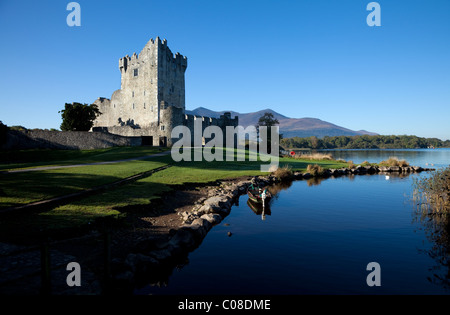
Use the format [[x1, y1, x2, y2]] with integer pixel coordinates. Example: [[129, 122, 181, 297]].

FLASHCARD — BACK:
[[281, 135, 450, 149]]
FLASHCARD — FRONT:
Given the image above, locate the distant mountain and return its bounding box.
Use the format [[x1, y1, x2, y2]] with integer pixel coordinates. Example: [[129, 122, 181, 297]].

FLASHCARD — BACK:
[[186, 107, 378, 138]]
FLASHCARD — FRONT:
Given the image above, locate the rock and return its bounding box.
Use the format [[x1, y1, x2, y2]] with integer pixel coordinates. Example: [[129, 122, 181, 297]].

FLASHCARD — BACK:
[[203, 195, 230, 210], [198, 204, 215, 215], [303, 172, 311, 179], [364, 166, 376, 174], [192, 218, 212, 232], [200, 213, 222, 225], [125, 253, 159, 273], [389, 166, 400, 172], [181, 221, 207, 241], [169, 228, 196, 249], [322, 169, 332, 177], [413, 166, 423, 172], [379, 166, 389, 172], [148, 247, 174, 262], [336, 169, 346, 175], [227, 232, 232, 237]]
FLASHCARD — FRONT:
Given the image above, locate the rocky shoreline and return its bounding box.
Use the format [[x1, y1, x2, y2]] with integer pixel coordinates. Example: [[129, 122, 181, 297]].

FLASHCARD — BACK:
[[296, 164, 435, 179], [110, 164, 435, 291], [112, 176, 273, 291]]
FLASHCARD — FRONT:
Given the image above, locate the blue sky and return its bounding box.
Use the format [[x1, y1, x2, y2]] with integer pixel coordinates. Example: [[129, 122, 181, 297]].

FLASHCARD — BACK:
[[0, 0, 449, 140]]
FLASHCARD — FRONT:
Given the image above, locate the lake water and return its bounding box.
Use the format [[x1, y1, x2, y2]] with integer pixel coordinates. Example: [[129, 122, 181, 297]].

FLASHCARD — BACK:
[[137, 149, 450, 295]]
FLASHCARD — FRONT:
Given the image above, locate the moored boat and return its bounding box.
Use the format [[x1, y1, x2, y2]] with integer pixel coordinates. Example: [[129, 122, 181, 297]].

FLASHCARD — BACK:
[[247, 186, 271, 206]]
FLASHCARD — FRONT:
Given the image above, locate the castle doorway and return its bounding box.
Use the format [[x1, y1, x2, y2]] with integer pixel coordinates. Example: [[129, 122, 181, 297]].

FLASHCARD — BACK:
[[141, 136, 153, 146], [159, 136, 167, 147]]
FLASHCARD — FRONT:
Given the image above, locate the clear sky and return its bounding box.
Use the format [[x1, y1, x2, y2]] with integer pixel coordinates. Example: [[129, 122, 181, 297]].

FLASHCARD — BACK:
[[0, 0, 449, 140]]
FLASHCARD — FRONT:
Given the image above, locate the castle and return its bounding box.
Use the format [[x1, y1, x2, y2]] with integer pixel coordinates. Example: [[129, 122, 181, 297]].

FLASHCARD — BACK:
[[92, 37, 238, 147]]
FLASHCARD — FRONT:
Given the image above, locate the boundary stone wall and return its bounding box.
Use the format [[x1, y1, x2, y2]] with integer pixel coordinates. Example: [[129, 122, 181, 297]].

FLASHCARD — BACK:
[[2, 130, 142, 150]]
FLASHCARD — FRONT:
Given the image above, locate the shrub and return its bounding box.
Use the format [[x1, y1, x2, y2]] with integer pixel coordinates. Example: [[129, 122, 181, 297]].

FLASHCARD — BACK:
[[414, 166, 450, 214], [348, 160, 355, 169], [272, 165, 293, 181], [307, 164, 324, 177], [380, 157, 409, 167]]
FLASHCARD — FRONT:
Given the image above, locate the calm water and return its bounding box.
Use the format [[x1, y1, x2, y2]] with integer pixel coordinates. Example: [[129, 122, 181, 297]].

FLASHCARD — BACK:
[[138, 149, 450, 295]]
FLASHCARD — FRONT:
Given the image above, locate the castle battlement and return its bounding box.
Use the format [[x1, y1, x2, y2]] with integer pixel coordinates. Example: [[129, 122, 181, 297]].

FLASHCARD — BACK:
[[119, 37, 187, 72]]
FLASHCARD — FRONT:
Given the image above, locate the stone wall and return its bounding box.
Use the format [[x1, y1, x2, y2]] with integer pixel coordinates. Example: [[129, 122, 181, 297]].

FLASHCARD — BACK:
[[2, 130, 142, 150]]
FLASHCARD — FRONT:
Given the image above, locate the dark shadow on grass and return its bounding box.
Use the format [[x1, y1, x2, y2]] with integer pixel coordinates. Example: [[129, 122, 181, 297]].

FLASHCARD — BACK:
[[0, 171, 126, 209]]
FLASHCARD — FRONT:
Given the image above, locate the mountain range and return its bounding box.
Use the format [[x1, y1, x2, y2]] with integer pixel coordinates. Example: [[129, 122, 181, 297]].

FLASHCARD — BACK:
[[185, 107, 377, 139]]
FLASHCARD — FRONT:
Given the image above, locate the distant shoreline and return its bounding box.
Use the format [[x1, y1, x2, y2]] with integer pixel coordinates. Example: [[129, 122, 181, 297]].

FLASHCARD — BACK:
[[281, 134, 450, 150]]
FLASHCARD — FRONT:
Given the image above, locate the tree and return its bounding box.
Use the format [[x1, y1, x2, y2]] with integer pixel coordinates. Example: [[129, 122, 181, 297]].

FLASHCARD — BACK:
[[256, 112, 280, 153], [59, 102, 101, 131], [0, 121, 8, 146]]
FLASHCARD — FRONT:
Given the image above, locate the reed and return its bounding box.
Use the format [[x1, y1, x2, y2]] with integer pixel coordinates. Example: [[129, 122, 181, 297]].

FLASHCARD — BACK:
[[272, 165, 294, 181], [292, 153, 334, 161], [413, 166, 450, 214], [306, 164, 324, 177], [380, 156, 409, 167]]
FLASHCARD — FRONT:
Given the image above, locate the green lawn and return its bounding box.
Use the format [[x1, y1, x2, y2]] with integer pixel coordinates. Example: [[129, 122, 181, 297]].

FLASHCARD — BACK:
[[0, 146, 168, 171], [0, 158, 170, 209], [0, 146, 350, 242]]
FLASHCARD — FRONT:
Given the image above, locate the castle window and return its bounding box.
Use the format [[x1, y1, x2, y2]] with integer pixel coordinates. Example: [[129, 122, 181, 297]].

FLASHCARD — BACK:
[[161, 125, 165, 131], [151, 106, 153, 112], [144, 90, 145, 96], [144, 103, 146, 109], [133, 103, 135, 109], [132, 91, 134, 97], [134, 69, 138, 77]]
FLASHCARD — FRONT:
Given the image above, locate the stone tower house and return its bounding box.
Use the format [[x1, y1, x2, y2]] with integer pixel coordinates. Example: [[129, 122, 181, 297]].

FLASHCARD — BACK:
[[92, 37, 238, 146]]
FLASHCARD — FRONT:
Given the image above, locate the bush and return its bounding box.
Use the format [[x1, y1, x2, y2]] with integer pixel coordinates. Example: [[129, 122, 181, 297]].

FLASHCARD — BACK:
[[380, 157, 409, 167], [272, 165, 293, 181], [414, 166, 450, 214], [348, 160, 355, 169], [9, 125, 27, 132], [307, 164, 324, 177]]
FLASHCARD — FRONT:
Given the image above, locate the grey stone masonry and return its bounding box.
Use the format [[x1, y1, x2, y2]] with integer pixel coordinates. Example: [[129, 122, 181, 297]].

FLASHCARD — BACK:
[[92, 37, 238, 147]]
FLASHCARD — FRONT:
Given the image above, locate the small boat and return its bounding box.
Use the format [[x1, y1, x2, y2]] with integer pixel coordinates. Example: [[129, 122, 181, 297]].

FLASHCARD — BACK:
[[247, 186, 271, 207]]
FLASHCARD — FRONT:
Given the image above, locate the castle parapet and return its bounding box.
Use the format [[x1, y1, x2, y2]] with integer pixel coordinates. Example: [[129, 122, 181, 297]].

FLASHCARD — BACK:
[[119, 55, 131, 73]]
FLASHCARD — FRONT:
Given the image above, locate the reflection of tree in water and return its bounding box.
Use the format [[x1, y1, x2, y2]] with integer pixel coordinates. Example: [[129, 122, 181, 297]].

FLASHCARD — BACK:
[[413, 167, 450, 289], [306, 177, 325, 186], [267, 181, 293, 200]]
